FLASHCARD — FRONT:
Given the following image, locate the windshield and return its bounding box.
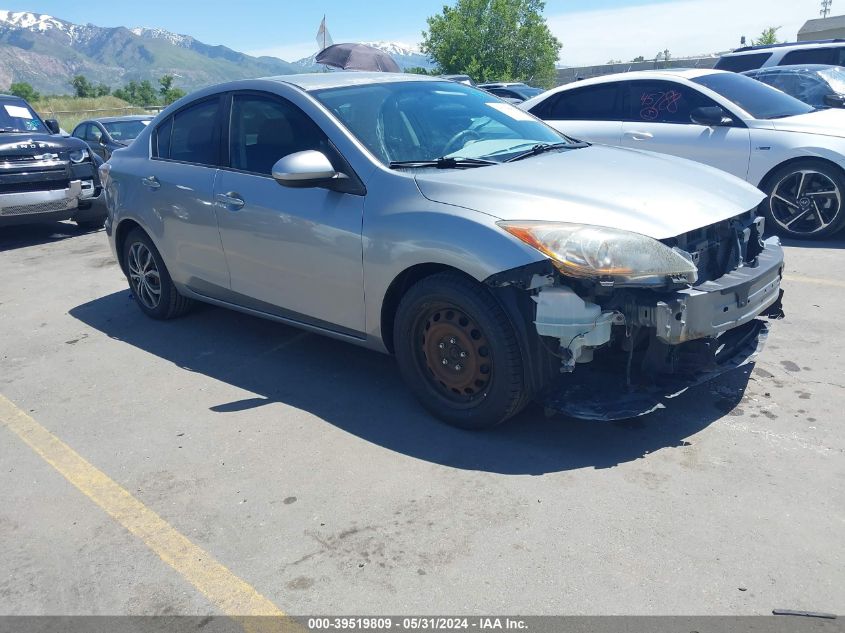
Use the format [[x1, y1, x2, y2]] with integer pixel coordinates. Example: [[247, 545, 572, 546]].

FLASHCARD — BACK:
[[313, 81, 567, 165], [0, 100, 48, 133], [693, 72, 814, 119], [818, 67, 845, 95], [511, 86, 543, 99], [103, 119, 151, 142]]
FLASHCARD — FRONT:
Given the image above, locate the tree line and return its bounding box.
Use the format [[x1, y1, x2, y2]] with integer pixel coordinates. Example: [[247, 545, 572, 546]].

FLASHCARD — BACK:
[[7, 74, 185, 106]]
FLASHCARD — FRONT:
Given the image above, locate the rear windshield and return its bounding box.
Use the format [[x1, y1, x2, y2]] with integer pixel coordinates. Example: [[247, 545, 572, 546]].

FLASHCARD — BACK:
[[714, 52, 773, 73], [103, 119, 151, 142], [693, 72, 815, 119], [0, 99, 48, 133]]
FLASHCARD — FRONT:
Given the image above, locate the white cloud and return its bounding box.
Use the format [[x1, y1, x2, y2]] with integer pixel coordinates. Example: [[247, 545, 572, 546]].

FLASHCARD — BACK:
[[549, 0, 817, 66], [248, 41, 317, 62]]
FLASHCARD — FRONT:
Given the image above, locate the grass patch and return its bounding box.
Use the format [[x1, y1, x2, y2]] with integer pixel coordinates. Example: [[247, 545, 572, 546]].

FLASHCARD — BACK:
[[32, 96, 155, 132]]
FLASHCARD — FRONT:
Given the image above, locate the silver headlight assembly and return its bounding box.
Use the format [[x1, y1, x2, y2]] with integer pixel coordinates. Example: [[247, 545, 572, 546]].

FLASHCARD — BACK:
[[498, 221, 697, 287], [68, 148, 89, 163]]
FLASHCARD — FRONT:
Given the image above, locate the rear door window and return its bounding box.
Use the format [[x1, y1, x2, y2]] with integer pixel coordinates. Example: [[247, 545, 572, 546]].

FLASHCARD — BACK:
[[166, 98, 222, 166], [714, 53, 772, 72], [781, 47, 845, 66], [538, 83, 624, 120]]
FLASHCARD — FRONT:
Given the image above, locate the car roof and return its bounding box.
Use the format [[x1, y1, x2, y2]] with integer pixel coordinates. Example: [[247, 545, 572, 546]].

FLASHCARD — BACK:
[[745, 64, 839, 73], [87, 114, 155, 124], [479, 82, 530, 88], [553, 67, 724, 90], [0, 93, 25, 100], [722, 39, 845, 56], [264, 72, 440, 91]]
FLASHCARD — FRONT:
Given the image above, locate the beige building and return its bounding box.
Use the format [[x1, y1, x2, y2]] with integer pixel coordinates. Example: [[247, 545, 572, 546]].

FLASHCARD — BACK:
[[798, 15, 845, 41]]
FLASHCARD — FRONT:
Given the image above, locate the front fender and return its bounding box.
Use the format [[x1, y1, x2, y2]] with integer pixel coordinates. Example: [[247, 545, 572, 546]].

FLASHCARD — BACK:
[[361, 172, 546, 347]]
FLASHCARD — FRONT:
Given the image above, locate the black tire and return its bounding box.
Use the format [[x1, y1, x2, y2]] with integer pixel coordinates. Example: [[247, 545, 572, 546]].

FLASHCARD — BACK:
[[393, 271, 528, 429], [122, 228, 193, 320], [759, 159, 845, 239]]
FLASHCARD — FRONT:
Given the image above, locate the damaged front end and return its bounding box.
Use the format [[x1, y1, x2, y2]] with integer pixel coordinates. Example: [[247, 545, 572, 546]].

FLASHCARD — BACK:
[[490, 211, 785, 420]]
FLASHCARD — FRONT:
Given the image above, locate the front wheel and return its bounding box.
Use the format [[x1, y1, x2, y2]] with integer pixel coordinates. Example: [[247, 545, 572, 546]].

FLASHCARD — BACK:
[[393, 272, 528, 429], [761, 160, 845, 239]]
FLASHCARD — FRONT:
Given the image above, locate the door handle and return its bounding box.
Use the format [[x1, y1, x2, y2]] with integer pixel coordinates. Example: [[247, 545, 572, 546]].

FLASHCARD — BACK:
[[215, 192, 245, 210], [141, 176, 161, 189], [624, 131, 654, 141]]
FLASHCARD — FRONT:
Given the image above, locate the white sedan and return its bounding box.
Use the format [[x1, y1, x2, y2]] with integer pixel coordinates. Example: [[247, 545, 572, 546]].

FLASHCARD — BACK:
[[521, 69, 845, 239]]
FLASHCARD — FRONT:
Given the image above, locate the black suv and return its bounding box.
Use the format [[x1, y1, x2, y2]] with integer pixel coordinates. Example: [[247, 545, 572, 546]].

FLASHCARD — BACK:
[[1, 94, 104, 229]]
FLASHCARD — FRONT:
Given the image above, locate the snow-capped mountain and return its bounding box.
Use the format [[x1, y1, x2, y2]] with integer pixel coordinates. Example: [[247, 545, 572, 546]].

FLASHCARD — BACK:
[[294, 41, 434, 71], [0, 9, 303, 94]]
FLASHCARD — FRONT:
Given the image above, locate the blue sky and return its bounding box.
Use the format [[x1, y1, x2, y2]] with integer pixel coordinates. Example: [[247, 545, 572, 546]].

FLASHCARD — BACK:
[[0, 0, 820, 64]]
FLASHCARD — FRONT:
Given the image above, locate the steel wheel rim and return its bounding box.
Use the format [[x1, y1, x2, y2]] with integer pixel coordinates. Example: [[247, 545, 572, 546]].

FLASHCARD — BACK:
[[127, 242, 162, 310], [770, 169, 841, 235], [417, 302, 492, 403]]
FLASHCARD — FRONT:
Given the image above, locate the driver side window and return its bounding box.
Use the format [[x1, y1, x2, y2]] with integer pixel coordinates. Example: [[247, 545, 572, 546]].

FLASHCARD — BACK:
[[229, 93, 330, 176]]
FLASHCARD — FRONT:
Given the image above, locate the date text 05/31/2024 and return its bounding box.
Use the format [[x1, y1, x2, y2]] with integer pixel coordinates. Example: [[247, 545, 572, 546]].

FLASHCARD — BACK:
[[307, 617, 528, 630]]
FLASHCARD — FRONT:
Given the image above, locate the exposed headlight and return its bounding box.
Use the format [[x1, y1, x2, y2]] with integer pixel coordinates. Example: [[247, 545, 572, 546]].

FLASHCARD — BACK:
[[68, 148, 89, 163], [498, 221, 698, 287]]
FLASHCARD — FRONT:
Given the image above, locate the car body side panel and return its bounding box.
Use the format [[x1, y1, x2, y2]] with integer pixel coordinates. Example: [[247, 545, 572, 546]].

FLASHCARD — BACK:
[[107, 153, 230, 291], [746, 126, 845, 187]]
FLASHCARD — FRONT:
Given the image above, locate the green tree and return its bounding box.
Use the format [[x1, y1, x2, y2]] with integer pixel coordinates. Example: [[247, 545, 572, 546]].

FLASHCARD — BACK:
[[753, 26, 781, 46], [631, 55, 645, 62], [94, 83, 111, 97], [405, 66, 435, 75], [70, 75, 95, 98], [9, 82, 40, 102], [158, 74, 185, 105], [422, 0, 562, 88], [114, 80, 160, 107]]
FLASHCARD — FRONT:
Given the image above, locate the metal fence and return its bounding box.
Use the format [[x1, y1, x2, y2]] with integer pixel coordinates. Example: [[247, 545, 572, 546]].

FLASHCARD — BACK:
[[556, 56, 719, 86]]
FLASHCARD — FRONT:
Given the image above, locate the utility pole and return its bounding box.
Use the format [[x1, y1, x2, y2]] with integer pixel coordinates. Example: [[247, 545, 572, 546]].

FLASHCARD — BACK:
[[821, 0, 833, 18]]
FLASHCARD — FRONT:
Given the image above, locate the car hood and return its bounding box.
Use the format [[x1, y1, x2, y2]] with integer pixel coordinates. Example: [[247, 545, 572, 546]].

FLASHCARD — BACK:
[[752, 107, 845, 138], [413, 145, 764, 240], [0, 131, 88, 156]]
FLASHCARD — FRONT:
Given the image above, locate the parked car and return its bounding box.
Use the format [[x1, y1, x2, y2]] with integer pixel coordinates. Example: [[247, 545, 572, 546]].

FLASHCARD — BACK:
[[743, 64, 845, 109], [521, 68, 845, 239], [0, 93, 104, 229], [102, 73, 784, 427], [479, 82, 544, 103], [715, 39, 845, 73], [440, 74, 475, 86], [72, 115, 154, 161]]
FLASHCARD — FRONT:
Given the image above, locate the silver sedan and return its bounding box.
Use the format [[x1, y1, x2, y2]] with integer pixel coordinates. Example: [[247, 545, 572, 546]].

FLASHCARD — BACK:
[[101, 73, 784, 428]]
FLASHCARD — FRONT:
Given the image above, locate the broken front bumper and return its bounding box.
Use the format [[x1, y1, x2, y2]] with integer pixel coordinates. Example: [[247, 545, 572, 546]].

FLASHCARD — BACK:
[[538, 237, 785, 421], [635, 237, 784, 344]]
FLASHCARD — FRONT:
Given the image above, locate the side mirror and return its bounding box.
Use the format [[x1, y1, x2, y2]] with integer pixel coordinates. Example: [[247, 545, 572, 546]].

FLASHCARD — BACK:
[[44, 118, 61, 134], [690, 106, 730, 126], [272, 150, 341, 188], [823, 94, 845, 108]]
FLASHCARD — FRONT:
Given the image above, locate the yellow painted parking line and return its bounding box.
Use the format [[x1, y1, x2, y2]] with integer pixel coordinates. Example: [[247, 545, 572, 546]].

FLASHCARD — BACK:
[[784, 274, 845, 289], [0, 394, 288, 628]]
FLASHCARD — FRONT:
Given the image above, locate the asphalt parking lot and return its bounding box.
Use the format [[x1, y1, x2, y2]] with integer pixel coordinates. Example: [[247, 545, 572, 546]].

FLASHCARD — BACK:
[[1, 222, 843, 617]]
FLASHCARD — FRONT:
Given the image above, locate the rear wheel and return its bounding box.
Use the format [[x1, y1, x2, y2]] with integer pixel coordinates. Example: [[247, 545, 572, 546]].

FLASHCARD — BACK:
[[394, 272, 528, 429], [122, 228, 193, 319], [761, 160, 845, 239]]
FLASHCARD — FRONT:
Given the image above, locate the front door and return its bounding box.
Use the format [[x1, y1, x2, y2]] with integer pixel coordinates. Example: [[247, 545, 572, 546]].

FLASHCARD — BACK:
[[213, 92, 365, 335], [619, 80, 752, 180]]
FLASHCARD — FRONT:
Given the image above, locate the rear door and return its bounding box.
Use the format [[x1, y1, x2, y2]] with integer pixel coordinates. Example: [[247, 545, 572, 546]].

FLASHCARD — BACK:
[[528, 82, 624, 145], [143, 96, 231, 293], [619, 79, 752, 179], [212, 91, 365, 335]]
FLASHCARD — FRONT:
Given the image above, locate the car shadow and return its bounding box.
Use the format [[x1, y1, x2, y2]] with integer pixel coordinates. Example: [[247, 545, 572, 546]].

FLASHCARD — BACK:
[[780, 235, 845, 249], [69, 291, 749, 475], [0, 221, 100, 252]]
